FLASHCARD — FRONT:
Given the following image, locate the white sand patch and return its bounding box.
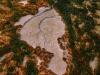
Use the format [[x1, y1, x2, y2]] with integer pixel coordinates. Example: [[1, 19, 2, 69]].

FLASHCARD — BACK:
[[20, 7, 67, 75], [14, 7, 51, 26], [14, 15, 33, 26], [18, 0, 28, 6], [90, 56, 98, 72]]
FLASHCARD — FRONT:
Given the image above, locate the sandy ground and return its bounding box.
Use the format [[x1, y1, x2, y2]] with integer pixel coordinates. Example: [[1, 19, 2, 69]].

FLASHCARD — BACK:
[[16, 7, 67, 75]]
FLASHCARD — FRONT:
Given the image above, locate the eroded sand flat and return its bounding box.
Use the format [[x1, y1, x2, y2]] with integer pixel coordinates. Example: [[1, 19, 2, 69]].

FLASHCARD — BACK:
[[20, 7, 67, 75]]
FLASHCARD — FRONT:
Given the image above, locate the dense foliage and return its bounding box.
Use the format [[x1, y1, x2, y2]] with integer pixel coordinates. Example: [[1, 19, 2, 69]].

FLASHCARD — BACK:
[[0, 0, 38, 75], [48, 0, 100, 75], [0, 0, 99, 75]]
